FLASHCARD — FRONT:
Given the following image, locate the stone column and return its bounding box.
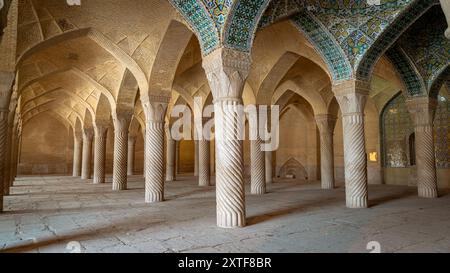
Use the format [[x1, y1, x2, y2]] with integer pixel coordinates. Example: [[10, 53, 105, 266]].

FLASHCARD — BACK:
[[142, 98, 169, 203], [166, 135, 176, 182], [315, 114, 337, 189], [81, 130, 93, 180], [112, 113, 132, 191], [0, 72, 14, 212], [406, 97, 438, 198], [334, 80, 369, 209], [440, 0, 450, 39], [250, 130, 266, 195], [203, 48, 251, 228], [127, 135, 136, 176], [11, 122, 21, 183], [265, 151, 273, 184], [198, 139, 211, 187], [93, 125, 107, 184], [194, 140, 199, 176], [3, 120, 13, 195], [72, 133, 83, 177]]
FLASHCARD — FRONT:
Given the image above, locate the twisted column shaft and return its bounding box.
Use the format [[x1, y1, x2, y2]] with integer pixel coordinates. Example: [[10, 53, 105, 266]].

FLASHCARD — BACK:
[[127, 136, 136, 176], [335, 81, 369, 209], [194, 140, 199, 176], [342, 113, 368, 208], [251, 138, 266, 194], [3, 123, 13, 195], [166, 137, 176, 182], [145, 121, 165, 202], [112, 115, 131, 191], [93, 126, 107, 184], [142, 98, 168, 203], [81, 131, 93, 180], [407, 98, 438, 198], [198, 139, 210, 186], [0, 110, 8, 211], [265, 151, 273, 184], [72, 135, 83, 177], [316, 115, 337, 190], [214, 100, 246, 227]]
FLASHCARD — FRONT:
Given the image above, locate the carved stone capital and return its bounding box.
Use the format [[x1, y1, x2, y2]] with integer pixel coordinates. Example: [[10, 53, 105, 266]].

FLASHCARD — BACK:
[[315, 114, 337, 135], [142, 97, 169, 123], [202, 47, 252, 100], [406, 97, 438, 129], [112, 111, 133, 132], [83, 129, 94, 141], [333, 80, 369, 115], [94, 124, 108, 137]]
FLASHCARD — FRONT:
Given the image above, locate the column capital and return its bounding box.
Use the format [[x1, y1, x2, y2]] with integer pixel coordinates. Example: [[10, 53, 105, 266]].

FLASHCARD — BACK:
[[128, 135, 137, 144], [83, 129, 94, 140], [315, 114, 337, 134], [406, 96, 438, 128], [142, 96, 169, 123], [112, 111, 133, 132], [94, 124, 109, 136], [202, 47, 252, 100], [333, 80, 369, 115]]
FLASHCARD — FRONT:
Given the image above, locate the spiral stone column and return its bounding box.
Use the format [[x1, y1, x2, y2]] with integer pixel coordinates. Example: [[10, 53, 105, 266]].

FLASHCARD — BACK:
[[334, 80, 369, 209], [0, 72, 14, 212], [142, 97, 169, 203], [251, 138, 266, 195], [198, 139, 211, 187], [81, 130, 94, 180], [166, 135, 176, 182], [3, 121, 13, 195], [93, 125, 107, 184], [112, 113, 132, 191], [127, 136, 136, 176], [203, 48, 251, 228], [265, 151, 273, 184], [406, 97, 438, 198], [194, 140, 199, 176], [315, 114, 337, 189], [72, 133, 83, 177]]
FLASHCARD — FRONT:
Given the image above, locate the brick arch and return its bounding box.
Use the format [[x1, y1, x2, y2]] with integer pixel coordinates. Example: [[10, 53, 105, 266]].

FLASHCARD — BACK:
[[167, 1, 220, 55], [16, 27, 149, 102]]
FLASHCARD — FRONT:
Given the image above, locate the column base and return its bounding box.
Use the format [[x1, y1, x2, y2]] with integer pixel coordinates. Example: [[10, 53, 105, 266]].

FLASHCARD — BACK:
[[217, 212, 246, 228], [346, 197, 368, 209], [418, 187, 438, 198], [112, 182, 127, 191], [93, 177, 105, 184], [145, 192, 164, 203]]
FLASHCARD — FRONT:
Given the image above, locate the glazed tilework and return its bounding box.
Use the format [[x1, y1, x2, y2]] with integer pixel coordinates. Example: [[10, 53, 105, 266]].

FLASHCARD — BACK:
[[168, 0, 220, 55], [224, 0, 271, 51], [381, 93, 414, 168], [381, 91, 450, 168], [292, 11, 352, 81], [399, 6, 450, 91], [386, 46, 426, 97], [435, 92, 450, 168]]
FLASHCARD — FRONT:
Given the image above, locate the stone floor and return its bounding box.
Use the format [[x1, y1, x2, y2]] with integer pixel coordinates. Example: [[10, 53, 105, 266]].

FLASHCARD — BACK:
[[0, 175, 449, 253]]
